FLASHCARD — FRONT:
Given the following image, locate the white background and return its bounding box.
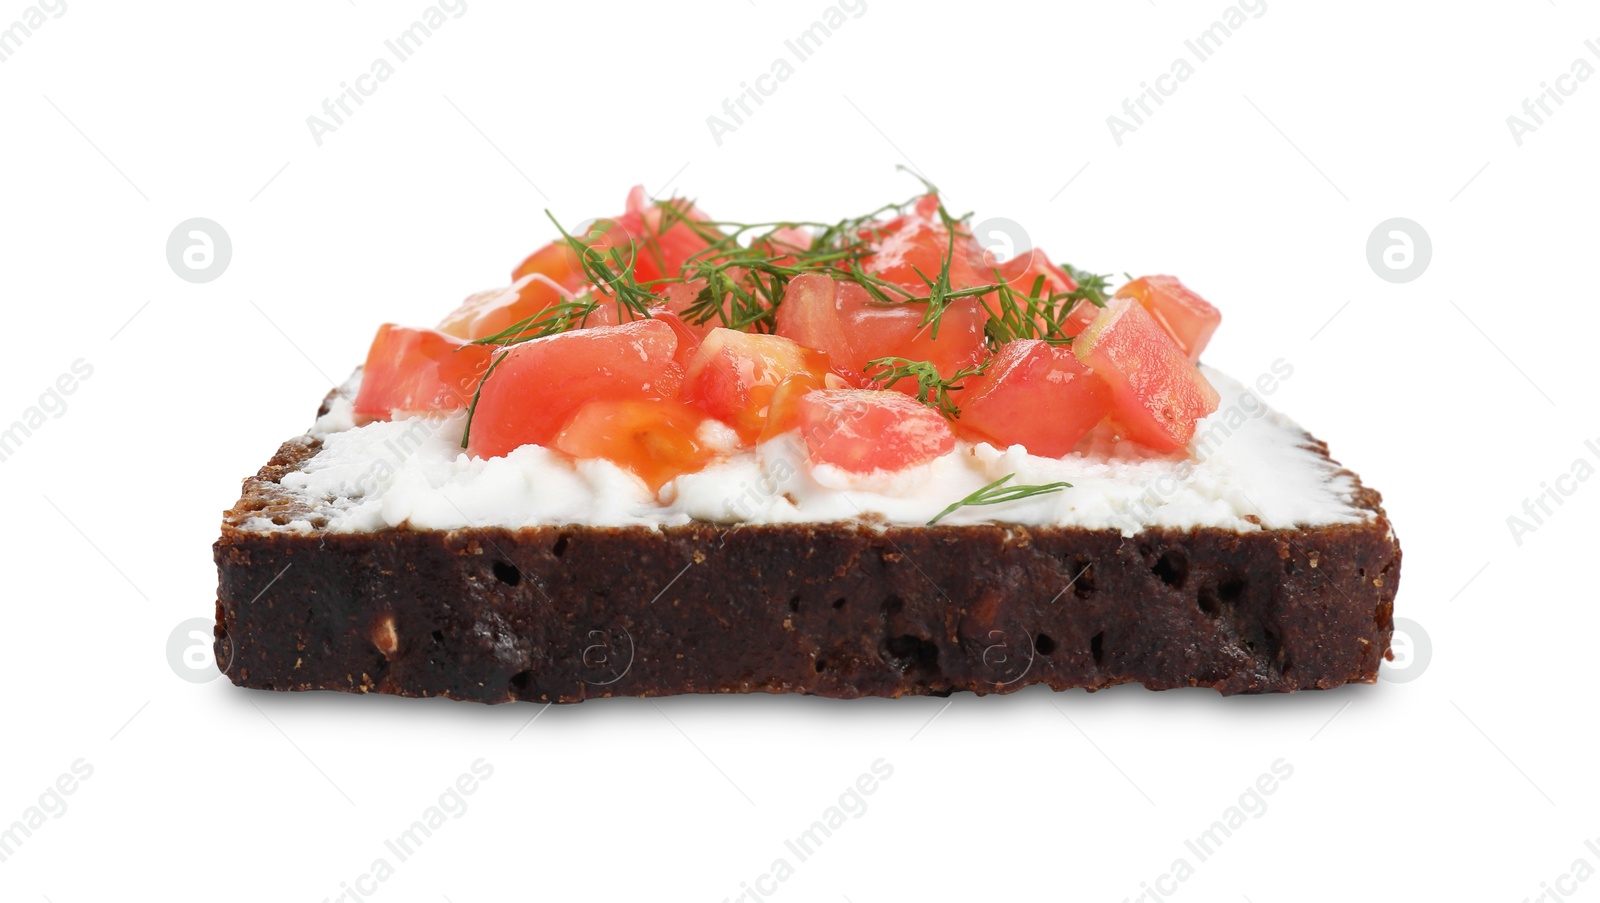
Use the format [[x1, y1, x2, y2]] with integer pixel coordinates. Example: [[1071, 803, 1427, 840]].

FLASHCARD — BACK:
[[2, 1, 1596, 900]]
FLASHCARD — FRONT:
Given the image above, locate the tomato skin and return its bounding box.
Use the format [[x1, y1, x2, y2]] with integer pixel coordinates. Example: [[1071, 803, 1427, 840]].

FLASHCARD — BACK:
[[554, 399, 714, 491], [1073, 297, 1220, 452], [682, 328, 830, 441], [354, 325, 495, 419], [466, 319, 683, 459], [953, 340, 1110, 457], [1115, 276, 1220, 362], [795, 389, 956, 473]]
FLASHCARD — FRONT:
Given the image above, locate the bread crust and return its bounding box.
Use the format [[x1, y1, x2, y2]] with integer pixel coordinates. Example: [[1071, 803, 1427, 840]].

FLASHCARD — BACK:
[[214, 403, 1400, 701]]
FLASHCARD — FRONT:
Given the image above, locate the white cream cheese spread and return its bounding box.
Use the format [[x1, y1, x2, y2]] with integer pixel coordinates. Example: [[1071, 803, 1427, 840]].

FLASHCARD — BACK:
[[249, 368, 1369, 536]]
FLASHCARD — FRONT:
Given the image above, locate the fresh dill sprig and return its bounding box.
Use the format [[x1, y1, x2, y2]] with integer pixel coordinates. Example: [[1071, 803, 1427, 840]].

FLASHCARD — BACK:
[[913, 202, 964, 340], [459, 176, 1115, 452], [544, 210, 656, 321], [468, 297, 603, 347], [1061, 264, 1115, 308], [926, 474, 1073, 526], [655, 202, 928, 333], [864, 356, 989, 419], [460, 348, 511, 450]]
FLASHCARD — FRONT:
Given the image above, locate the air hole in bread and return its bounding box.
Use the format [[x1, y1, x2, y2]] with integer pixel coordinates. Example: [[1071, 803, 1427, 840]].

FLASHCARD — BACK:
[[1090, 631, 1105, 666], [509, 669, 535, 697], [832, 597, 846, 610], [1198, 576, 1246, 617], [1034, 634, 1056, 656], [787, 596, 800, 613], [492, 561, 522, 586], [551, 535, 570, 559], [1152, 549, 1188, 589], [880, 635, 938, 675]]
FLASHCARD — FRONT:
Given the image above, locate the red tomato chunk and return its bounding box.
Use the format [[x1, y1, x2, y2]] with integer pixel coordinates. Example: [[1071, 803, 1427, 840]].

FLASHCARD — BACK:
[[847, 298, 988, 390], [775, 273, 865, 374], [1073, 298, 1220, 453], [682, 329, 830, 441], [954, 340, 1111, 457], [554, 400, 714, 491], [369, 187, 1236, 479], [1115, 275, 1221, 362], [466, 319, 684, 459], [795, 389, 956, 473], [354, 325, 494, 419]]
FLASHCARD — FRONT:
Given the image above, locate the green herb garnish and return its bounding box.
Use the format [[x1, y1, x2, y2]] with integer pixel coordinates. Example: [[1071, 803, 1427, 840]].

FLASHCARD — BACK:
[[926, 474, 1072, 525], [460, 348, 510, 450], [469, 297, 604, 347], [458, 173, 1113, 450], [864, 356, 990, 419], [1061, 264, 1115, 309]]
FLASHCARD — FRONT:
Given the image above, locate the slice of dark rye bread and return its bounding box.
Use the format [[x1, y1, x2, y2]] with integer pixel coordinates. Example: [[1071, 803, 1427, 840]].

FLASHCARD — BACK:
[[214, 389, 1401, 701]]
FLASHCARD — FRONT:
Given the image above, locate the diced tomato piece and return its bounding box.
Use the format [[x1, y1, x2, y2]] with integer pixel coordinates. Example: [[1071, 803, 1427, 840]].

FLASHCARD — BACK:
[[775, 274, 868, 372], [966, 230, 1077, 297], [753, 226, 812, 267], [759, 371, 830, 442], [1060, 298, 1101, 337], [1115, 276, 1220, 362], [441, 187, 718, 340], [353, 325, 495, 419], [554, 400, 715, 491], [511, 197, 645, 289], [850, 298, 989, 387], [573, 298, 622, 329], [858, 192, 1078, 299], [858, 194, 991, 296], [628, 189, 720, 283], [646, 306, 703, 368], [682, 329, 830, 440], [466, 319, 684, 459], [1073, 298, 1219, 452], [509, 233, 601, 289], [952, 340, 1110, 457], [437, 272, 574, 341], [1014, 251, 1077, 296], [776, 272, 985, 388], [795, 389, 956, 473], [655, 278, 726, 340], [854, 193, 1093, 358]]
